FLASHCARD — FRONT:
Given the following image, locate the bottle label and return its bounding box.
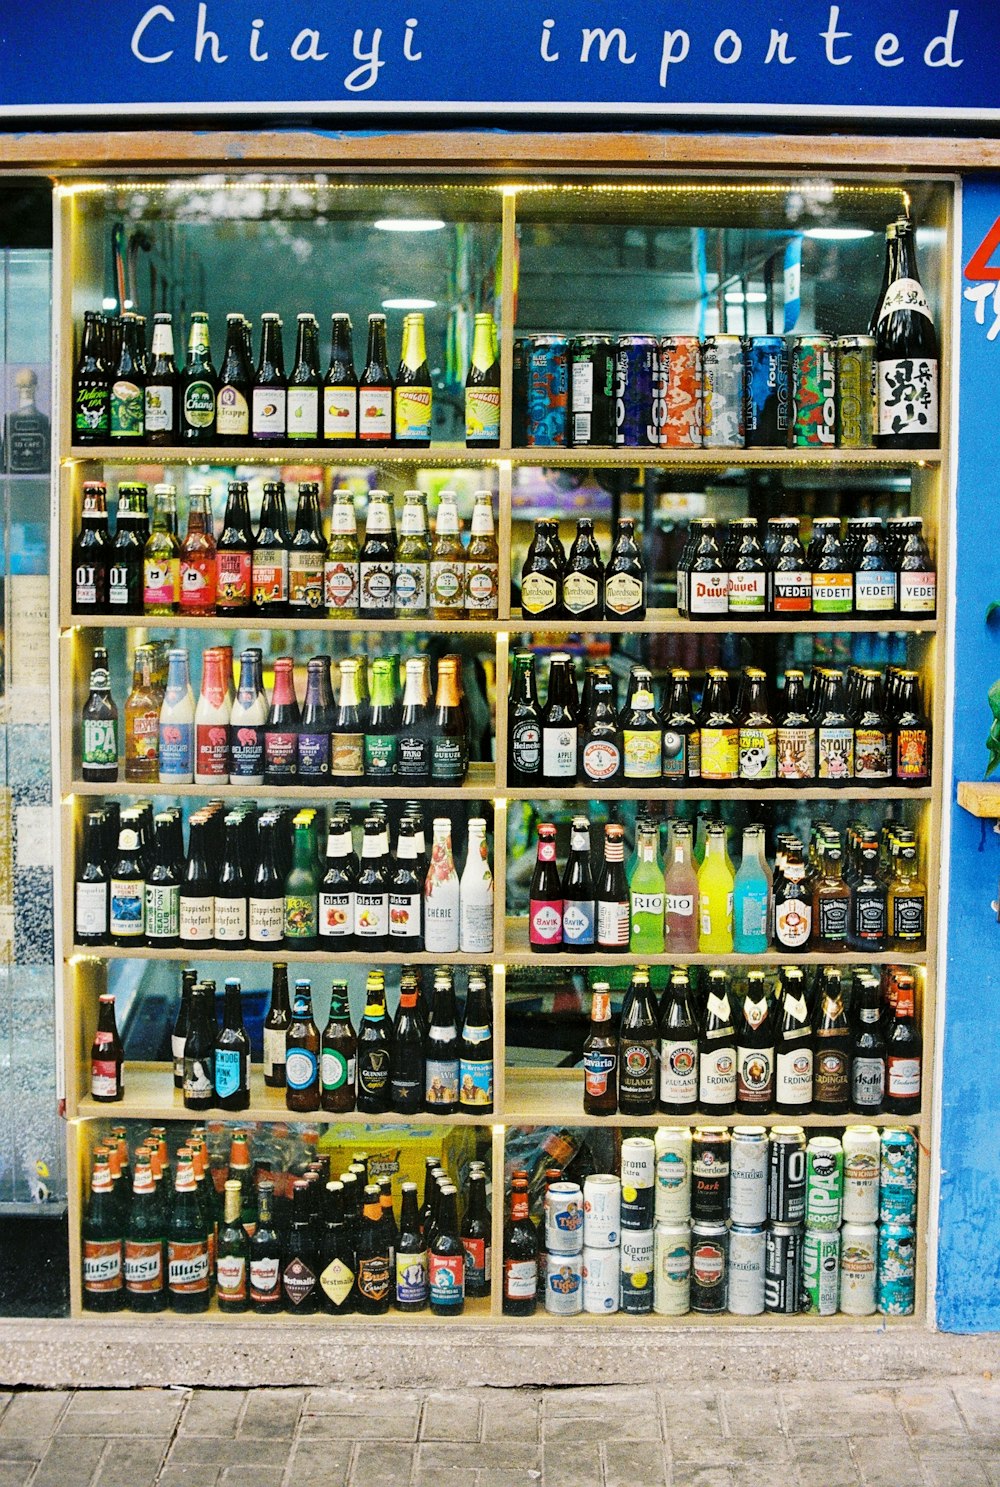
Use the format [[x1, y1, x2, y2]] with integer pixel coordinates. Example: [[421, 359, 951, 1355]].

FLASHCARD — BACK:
[[196, 721, 230, 779], [364, 731, 398, 777], [776, 1046, 813, 1104], [604, 570, 644, 616], [511, 721, 542, 774], [772, 571, 812, 612], [319, 891, 354, 940], [520, 570, 558, 614], [83, 718, 118, 768], [110, 879, 144, 938], [324, 386, 358, 440], [887, 1056, 920, 1099], [325, 559, 359, 611], [582, 736, 621, 782], [285, 894, 318, 942], [700, 726, 739, 781], [395, 561, 429, 613], [356, 1254, 390, 1304], [880, 277, 932, 322], [252, 386, 287, 437], [466, 386, 501, 442], [143, 383, 174, 435], [659, 1039, 698, 1103], [562, 900, 595, 947], [466, 561, 499, 613], [388, 891, 421, 940], [584, 1048, 617, 1098], [739, 889, 769, 940], [143, 558, 178, 609], [262, 1026, 285, 1080], [75, 385, 109, 437], [183, 381, 216, 430], [321, 1047, 351, 1091], [529, 898, 563, 946], [355, 893, 389, 940], [167, 1240, 210, 1293], [432, 735, 466, 782], [897, 728, 930, 781], [74, 563, 101, 607], [214, 1048, 244, 1100], [775, 896, 811, 948], [216, 1254, 247, 1301], [429, 1252, 465, 1307], [109, 562, 139, 608], [287, 387, 319, 439], [179, 895, 214, 942], [892, 895, 925, 941], [289, 554, 324, 610], [699, 1045, 736, 1105], [597, 898, 630, 948], [180, 555, 217, 612], [76, 881, 108, 937], [358, 1050, 390, 1097], [398, 734, 429, 777], [282, 1256, 316, 1307], [124, 1240, 164, 1293], [230, 724, 265, 780], [736, 1044, 774, 1104], [184, 1054, 213, 1099], [852, 1055, 885, 1108], [504, 1258, 537, 1300], [738, 726, 777, 781], [777, 726, 817, 781], [459, 1056, 494, 1108], [83, 1239, 123, 1292], [395, 386, 432, 441], [814, 1048, 849, 1103], [110, 379, 144, 438], [460, 900, 494, 955], [852, 891, 887, 946], [818, 727, 854, 781], [542, 726, 577, 779], [285, 1047, 318, 1091], [331, 732, 364, 778], [214, 898, 248, 944], [430, 560, 465, 611], [878, 356, 939, 437], [145, 883, 179, 941], [666, 892, 695, 918], [250, 898, 285, 945], [689, 574, 728, 616], [264, 730, 298, 779], [359, 561, 395, 611], [359, 388, 393, 440], [250, 1255, 281, 1303], [812, 574, 853, 614], [298, 731, 331, 778], [159, 720, 194, 778], [425, 1058, 459, 1106], [817, 895, 849, 943], [855, 572, 897, 612], [91, 1058, 120, 1099], [563, 572, 601, 614], [660, 731, 690, 782], [216, 385, 250, 437], [461, 1236, 489, 1290], [728, 571, 766, 612], [321, 1256, 356, 1307], [252, 549, 289, 607], [401, 503, 428, 537], [855, 728, 892, 780], [899, 572, 936, 614], [623, 728, 662, 778]]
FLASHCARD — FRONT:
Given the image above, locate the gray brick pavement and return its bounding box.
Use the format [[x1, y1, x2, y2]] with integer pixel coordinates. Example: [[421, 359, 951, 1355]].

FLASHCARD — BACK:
[[0, 1376, 992, 1484]]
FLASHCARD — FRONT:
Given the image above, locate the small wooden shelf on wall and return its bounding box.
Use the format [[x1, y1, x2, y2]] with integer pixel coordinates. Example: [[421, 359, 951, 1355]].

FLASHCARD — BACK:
[[956, 781, 1000, 817]]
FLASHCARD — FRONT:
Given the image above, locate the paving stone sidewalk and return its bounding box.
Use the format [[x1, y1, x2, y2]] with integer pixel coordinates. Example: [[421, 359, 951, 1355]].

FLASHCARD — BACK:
[[0, 1378, 995, 1487]]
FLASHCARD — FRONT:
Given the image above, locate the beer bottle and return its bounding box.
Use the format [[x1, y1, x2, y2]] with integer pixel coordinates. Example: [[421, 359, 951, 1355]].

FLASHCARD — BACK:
[[773, 968, 813, 1116], [387, 816, 423, 951], [324, 489, 360, 617], [178, 487, 217, 616], [284, 819, 319, 950], [73, 481, 112, 614], [214, 1179, 250, 1314], [876, 216, 939, 449], [354, 815, 390, 952], [595, 823, 629, 953], [355, 1184, 391, 1314], [466, 311, 501, 448], [215, 313, 252, 441], [285, 979, 321, 1113], [727, 517, 767, 618], [736, 971, 775, 1115], [462, 1169, 491, 1299], [358, 490, 397, 618], [82, 1154, 124, 1312], [213, 480, 253, 615], [854, 520, 897, 616], [249, 1181, 283, 1314], [179, 311, 217, 444], [247, 817, 284, 951], [573, 665, 619, 789], [429, 1183, 465, 1315], [459, 969, 494, 1113], [262, 962, 291, 1088], [109, 312, 144, 444], [736, 668, 776, 784], [502, 1177, 538, 1317], [560, 816, 596, 954], [330, 657, 365, 785], [317, 1181, 356, 1315], [508, 652, 543, 786], [773, 842, 811, 954], [424, 969, 460, 1114], [660, 669, 698, 786], [617, 965, 658, 1116], [182, 983, 215, 1111], [389, 977, 424, 1115], [395, 312, 433, 447], [629, 818, 666, 954], [194, 648, 231, 786], [252, 480, 291, 617], [431, 656, 469, 784], [621, 667, 663, 784], [395, 490, 431, 615], [816, 670, 854, 785], [528, 822, 563, 952], [465, 490, 500, 618], [894, 671, 932, 786], [393, 1180, 428, 1312], [123, 1157, 166, 1312], [604, 517, 646, 620], [359, 313, 394, 444], [813, 837, 850, 951], [663, 820, 699, 953], [898, 518, 936, 617], [733, 824, 770, 954], [888, 832, 926, 950], [143, 311, 178, 443], [76, 810, 109, 947], [263, 656, 300, 787], [324, 313, 358, 442], [812, 968, 851, 1115], [109, 821, 145, 949], [429, 491, 466, 618], [769, 518, 812, 616], [687, 518, 727, 620], [582, 984, 617, 1116], [213, 977, 251, 1111], [659, 972, 698, 1117], [318, 812, 356, 953], [297, 655, 335, 785], [459, 819, 493, 955], [142, 483, 181, 615], [393, 656, 431, 786], [357, 971, 393, 1114], [165, 1156, 210, 1314], [699, 968, 737, 1116], [90, 993, 124, 1103], [144, 811, 180, 950], [171, 969, 195, 1091], [541, 653, 579, 786], [563, 517, 605, 621], [885, 972, 922, 1115], [286, 313, 322, 444], [364, 657, 399, 781], [698, 669, 738, 786], [108, 484, 146, 615], [281, 1179, 320, 1314], [229, 648, 266, 785], [520, 519, 563, 619], [73, 310, 110, 444], [697, 822, 734, 954], [850, 974, 886, 1115], [81, 647, 119, 784], [777, 669, 817, 784], [812, 520, 854, 617], [318, 981, 357, 1114], [250, 312, 287, 443], [288, 482, 325, 615]]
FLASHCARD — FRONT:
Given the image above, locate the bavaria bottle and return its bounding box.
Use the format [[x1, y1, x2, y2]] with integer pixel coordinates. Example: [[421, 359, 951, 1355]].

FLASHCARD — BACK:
[[583, 984, 617, 1115], [618, 966, 658, 1116]]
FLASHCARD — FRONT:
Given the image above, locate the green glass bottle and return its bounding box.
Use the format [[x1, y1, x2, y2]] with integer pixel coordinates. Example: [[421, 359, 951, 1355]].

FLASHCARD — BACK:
[[284, 818, 319, 950], [124, 1156, 166, 1312], [216, 1178, 250, 1313], [167, 1154, 210, 1313], [364, 657, 400, 781], [629, 818, 666, 954], [82, 1152, 125, 1313]]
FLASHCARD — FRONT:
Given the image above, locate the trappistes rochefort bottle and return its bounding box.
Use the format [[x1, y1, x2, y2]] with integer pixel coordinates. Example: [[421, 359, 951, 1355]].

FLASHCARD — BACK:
[[875, 216, 939, 450]]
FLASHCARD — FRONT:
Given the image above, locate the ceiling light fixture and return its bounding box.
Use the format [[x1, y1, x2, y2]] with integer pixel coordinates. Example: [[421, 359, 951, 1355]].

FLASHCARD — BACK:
[[382, 297, 438, 311], [803, 227, 876, 241], [374, 217, 446, 232]]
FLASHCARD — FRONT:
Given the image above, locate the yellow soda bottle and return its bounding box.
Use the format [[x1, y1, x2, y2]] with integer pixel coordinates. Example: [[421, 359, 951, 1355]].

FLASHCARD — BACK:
[[698, 821, 735, 953]]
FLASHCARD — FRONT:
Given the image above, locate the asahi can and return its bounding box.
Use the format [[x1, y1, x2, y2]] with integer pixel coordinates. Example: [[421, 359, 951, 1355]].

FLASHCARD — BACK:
[[569, 335, 615, 448], [690, 1221, 728, 1313], [768, 1126, 807, 1224], [544, 1181, 585, 1255], [834, 334, 875, 448], [839, 1221, 878, 1316], [620, 1136, 656, 1230], [583, 1173, 621, 1249], [842, 1126, 881, 1223], [877, 1219, 916, 1316], [803, 1227, 841, 1316], [614, 335, 660, 448], [620, 1229, 654, 1314], [654, 1221, 692, 1315], [526, 335, 568, 447], [727, 1224, 766, 1316], [654, 1126, 692, 1223], [659, 335, 703, 448], [765, 1222, 803, 1314], [692, 1127, 730, 1223], [730, 1126, 769, 1227], [582, 1244, 620, 1314], [545, 1252, 584, 1315], [879, 1128, 918, 1224], [744, 336, 788, 447], [788, 335, 836, 448], [806, 1136, 844, 1231], [702, 335, 745, 448]]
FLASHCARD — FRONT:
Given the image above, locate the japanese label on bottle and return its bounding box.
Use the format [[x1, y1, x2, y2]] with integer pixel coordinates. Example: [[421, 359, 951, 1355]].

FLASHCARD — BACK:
[[110, 380, 143, 438], [818, 727, 854, 780], [429, 1252, 465, 1306], [562, 900, 595, 947], [180, 555, 217, 612], [179, 895, 214, 942], [252, 386, 287, 437], [285, 1047, 318, 1091], [776, 896, 811, 948], [167, 1240, 210, 1293], [183, 381, 216, 430], [252, 549, 289, 607], [216, 551, 252, 608], [855, 572, 897, 612], [359, 560, 395, 612], [737, 1045, 773, 1105], [325, 386, 358, 440], [699, 1045, 736, 1105], [325, 559, 359, 611], [76, 881, 108, 937], [899, 572, 936, 614], [542, 725, 577, 779], [214, 1048, 243, 1100], [854, 728, 891, 779], [878, 358, 938, 438], [83, 718, 118, 769], [604, 570, 644, 616], [144, 558, 178, 610], [216, 385, 250, 437], [395, 561, 428, 612], [880, 278, 933, 322], [287, 387, 319, 439], [466, 562, 499, 613], [897, 729, 930, 780], [773, 571, 812, 612], [777, 726, 817, 781], [459, 1052, 493, 1108], [563, 572, 601, 614], [91, 1057, 119, 1099], [529, 899, 563, 947], [331, 732, 364, 778], [700, 726, 738, 781], [521, 571, 558, 613], [597, 899, 630, 948], [430, 560, 465, 611], [852, 1056, 885, 1108], [355, 893, 389, 940], [395, 386, 432, 442], [466, 386, 501, 442], [359, 388, 392, 440], [659, 1039, 697, 1103], [289, 553, 324, 610], [196, 722, 229, 780], [110, 879, 144, 939], [812, 574, 853, 614], [250, 898, 285, 945], [738, 726, 777, 781], [125, 1240, 164, 1293], [776, 1046, 813, 1104], [84, 1239, 123, 1292], [145, 883, 179, 941], [215, 898, 248, 944], [623, 727, 662, 778]]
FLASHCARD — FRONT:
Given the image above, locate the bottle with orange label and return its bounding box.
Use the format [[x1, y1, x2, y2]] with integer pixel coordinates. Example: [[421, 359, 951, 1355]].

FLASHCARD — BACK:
[[167, 1153, 211, 1313], [124, 1156, 166, 1312], [82, 1152, 125, 1312]]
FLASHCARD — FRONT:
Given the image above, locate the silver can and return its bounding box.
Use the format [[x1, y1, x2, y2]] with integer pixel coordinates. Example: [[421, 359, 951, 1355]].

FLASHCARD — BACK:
[[583, 1173, 621, 1249], [655, 1127, 692, 1224], [620, 1228, 654, 1314], [621, 1136, 656, 1231], [803, 1227, 841, 1316], [730, 1126, 769, 1227], [842, 1126, 881, 1224], [545, 1252, 584, 1315], [839, 1221, 878, 1316], [727, 1224, 766, 1316], [583, 1245, 620, 1315], [879, 1129, 918, 1225], [702, 334, 745, 449], [545, 1181, 585, 1255], [654, 1221, 692, 1316]]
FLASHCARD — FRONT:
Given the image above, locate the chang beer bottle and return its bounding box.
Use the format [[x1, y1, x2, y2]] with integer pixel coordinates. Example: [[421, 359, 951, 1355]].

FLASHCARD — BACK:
[[629, 817, 666, 954], [82, 1152, 125, 1312], [465, 312, 501, 448], [394, 312, 433, 448], [179, 312, 217, 445], [325, 489, 361, 618]]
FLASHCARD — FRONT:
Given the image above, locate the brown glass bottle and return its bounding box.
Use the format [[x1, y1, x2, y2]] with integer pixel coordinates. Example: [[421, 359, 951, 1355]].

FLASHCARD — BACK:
[[582, 984, 617, 1115]]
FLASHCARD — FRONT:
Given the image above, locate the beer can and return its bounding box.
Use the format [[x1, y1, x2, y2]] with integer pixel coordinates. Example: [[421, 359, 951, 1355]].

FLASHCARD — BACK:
[[744, 336, 788, 447], [526, 335, 568, 447], [569, 334, 616, 448], [877, 1219, 916, 1316], [583, 1173, 621, 1249], [692, 1126, 731, 1223], [702, 335, 745, 449], [620, 1228, 654, 1314], [654, 1221, 692, 1316], [544, 1181, 585, 1255], [806, 1136, 844, 1231], [620, 1136, 656, 1231], [834, 334, 875, 448], [764, 1221, 803, 1314], [768, 1126, 806, 1224], [545, 1251, 584, 1316], [842, 1125, 881, 1224], [690, 1221, 728, 1313], [788, 335, 836, 447], [655, 1127, 692, 1224], [582, 1244, 620, 1314], [730, 1126, 769, 1227], [614, 335, 660, 448], [659, 335, 703, 449], [727, 1224, 766, 1316], [839, 1221, 878, 1316], [879, 1128, 918, 1224], [802, 1227, 841, 1316], [512, 337, 529, 447]]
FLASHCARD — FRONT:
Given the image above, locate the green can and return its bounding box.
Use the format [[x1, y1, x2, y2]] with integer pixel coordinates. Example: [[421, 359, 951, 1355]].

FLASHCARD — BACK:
[[805, 1136, 843, 1231], [834, 335, 875, 449], [802, 1227, 841, 1315]]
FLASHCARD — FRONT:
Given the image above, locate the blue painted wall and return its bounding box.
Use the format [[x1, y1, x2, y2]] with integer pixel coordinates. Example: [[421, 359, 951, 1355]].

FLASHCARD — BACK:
[[938, 176, 1000, 1331]]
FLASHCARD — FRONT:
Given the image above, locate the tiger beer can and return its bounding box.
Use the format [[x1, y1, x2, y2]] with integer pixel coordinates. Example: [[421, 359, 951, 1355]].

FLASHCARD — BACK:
[[545, 1181, 585, 1255], [583, 1173, 621, 1249], [729, 1126, 769, 1227], [654, 1126, 692, 1223], [805, 1136, 844, 1231], [877, 1219, 916, 1316], [545, 1251, 584, 1315], [659, 335, 703, 448], [802, 1227, 841, 1316], [620, 1136, 656, 1230], [702, 335, 745, 448], [788, 335, 836, 447], [839, 1221, 878, 1316], [583, 1245, 620, 1314], [654, 1221, 692, 1315], [834, 334, 875, 448], [726, 1224, 766, 1316], [879, 1128, 918, 1224], [842, 1125, 881, 1223], [620, 1229, 654, 1314]]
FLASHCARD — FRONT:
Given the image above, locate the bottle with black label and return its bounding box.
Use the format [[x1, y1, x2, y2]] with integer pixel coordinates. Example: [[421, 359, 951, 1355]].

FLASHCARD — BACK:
[[875, 215, 939, 450], [397, 656, 432, 786], [390, 979, 424, 1115], [658, 972, 698, 1117], [507, 651, 543, 786], [262, 962, 291, 1088], [847, 828, 887, 952], [73, 310, 110, 444], [604, 517, 646, 620], [812, 836, 850, 952], [179, 312, 217, 445], [893, 671, 932, 786], [430, 656, 469, 784], [424, 970, 460, 1116], [617, 966, 658, 1116], [520, 520, 563, 619], [288, 482, 326, 616], [143, 312, 178, 443], [888, 832, 926, 950], [179, 816, 215, 950], [660, 668, 699, 786], [249, 817, 286, 951], [282, 1180, 320, 1314], [850, 975, 886, 1116], [81, 647, 119, 783], [562, 518, 604, 621], [774, 968, 813, 1116], [540, 653, 579, 786]]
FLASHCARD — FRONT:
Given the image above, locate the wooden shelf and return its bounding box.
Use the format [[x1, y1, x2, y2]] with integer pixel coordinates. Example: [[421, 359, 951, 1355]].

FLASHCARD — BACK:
[[508, 784, 932, 803], [502, 918, 926, 966], [69, 761, 496, 801], [956, 781, 1000, 818], [62, 613, 502, 634], [69, 944, 493, 965], [65, 444, 499, 468], [506, 446, 942, 469], [76, 1294, 496, 1323], [510, 609, 937, 635]]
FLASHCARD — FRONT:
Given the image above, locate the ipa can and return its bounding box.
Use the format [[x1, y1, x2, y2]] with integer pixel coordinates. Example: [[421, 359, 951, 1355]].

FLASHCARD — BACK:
[[745, 336, 788, 447], [768, 1126, 807, 1224], [803, 1227, 841, 1316], [582, 1244, 620, 1314], [659, 335, 703, 449], [654, 1126, 692, 1224], [583, 1173, 621, 1249], [788, 335, 836, 448], [654, 1221, 692, 1315], [526, 335, 568, 447], [805, 1136, 844, 1231], [839, 1221, 878, 1315], [544, 1181, 585, 1255], [730, 1126, 769, 1227], [842, 1125, 881, 1223], [879, 1128, 918, 1224], [620, 1228, 654, 1314], [692, 1127, 731, 1223], [569, 335, 615, 448], [620, 1136, 656, 1230], [545, 1252, 584, 1315], [702, 335, 745, 449], [727, 1224, 766, 1316], [512, 337, 529, 446], [834, 334, 875, 448], [690, 1221, 728, 1313], [764, 1222, 802, 1314], [614, 335, 660, 448], [877, 1219, 916, 1316]]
